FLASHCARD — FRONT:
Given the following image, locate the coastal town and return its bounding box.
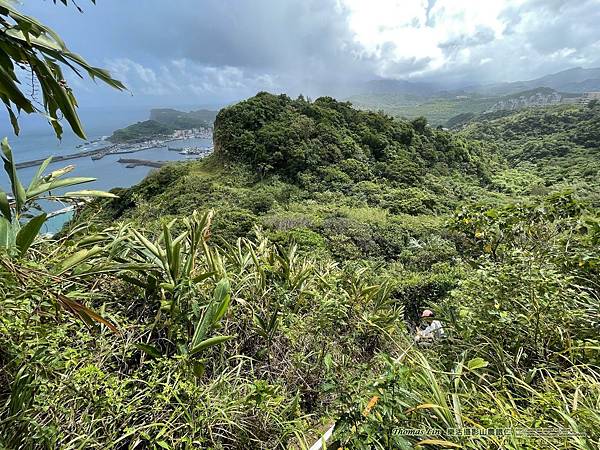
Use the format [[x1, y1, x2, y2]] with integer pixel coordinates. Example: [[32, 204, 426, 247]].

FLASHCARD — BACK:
[[91, 127, 213, 160]]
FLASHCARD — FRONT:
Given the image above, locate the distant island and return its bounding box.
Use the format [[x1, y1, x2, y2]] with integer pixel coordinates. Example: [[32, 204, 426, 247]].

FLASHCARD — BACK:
[[108, 108, 217, 143]]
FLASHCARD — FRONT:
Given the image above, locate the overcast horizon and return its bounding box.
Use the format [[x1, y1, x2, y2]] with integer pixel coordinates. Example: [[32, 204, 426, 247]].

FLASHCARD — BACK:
[[19, 0, 600, 108]]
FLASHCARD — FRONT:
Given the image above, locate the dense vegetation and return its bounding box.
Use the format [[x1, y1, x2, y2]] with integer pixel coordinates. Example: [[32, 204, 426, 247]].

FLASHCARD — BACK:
[[461, 102, 600, 205], [1, 92, 599, 449], [214, 92, 492, 182], [150, 108, 217, 129], [109, 109, 217, 143], [109, 119, 175, 143]]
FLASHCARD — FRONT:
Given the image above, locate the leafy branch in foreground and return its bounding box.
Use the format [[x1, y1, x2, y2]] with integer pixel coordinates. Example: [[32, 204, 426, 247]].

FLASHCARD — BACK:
[[0, 137, 117, 256], [0, 0, 125, 138]]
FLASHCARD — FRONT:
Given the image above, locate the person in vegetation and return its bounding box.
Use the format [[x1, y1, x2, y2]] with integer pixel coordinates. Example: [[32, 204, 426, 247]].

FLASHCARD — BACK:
[[415, 309, 445, 343]]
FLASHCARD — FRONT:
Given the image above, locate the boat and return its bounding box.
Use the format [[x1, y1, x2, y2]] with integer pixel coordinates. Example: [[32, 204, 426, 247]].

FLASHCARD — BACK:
[[178, 146, 209, 155]]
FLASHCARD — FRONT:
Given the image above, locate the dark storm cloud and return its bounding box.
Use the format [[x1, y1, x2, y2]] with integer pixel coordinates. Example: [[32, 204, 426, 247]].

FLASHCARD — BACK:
[[35, 0, 378, 102], [109, 0, 371, 81]]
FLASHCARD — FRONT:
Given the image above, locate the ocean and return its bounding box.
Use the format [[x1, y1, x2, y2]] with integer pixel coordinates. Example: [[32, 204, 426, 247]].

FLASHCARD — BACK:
[[0, 106, 212, 233]]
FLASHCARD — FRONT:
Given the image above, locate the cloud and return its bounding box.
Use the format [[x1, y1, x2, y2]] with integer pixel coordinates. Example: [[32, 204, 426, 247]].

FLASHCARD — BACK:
[[21, 0, 600, 105], [341, 0, 600, 83], [106, 58, 281, 100]]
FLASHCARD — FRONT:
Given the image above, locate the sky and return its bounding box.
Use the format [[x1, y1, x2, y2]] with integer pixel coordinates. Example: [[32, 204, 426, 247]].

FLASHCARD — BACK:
[[18, 0, 600, 108]]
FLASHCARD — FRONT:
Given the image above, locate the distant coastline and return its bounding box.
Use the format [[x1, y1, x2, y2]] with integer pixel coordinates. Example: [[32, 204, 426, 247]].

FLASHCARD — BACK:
[[16, 127, 213, 169]]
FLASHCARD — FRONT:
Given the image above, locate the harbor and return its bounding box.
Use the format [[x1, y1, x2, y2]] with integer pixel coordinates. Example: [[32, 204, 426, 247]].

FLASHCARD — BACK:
[[15, 129, 214, 170]]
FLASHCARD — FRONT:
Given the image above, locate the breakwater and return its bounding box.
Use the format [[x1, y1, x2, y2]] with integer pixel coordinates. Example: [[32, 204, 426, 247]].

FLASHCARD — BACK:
[[117, 158, 167, 168], [15, 147, 114, 169]]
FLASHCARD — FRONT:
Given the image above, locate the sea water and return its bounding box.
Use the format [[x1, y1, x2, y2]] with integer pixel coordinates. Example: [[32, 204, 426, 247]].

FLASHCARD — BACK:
[[0, 107, 213, 233]]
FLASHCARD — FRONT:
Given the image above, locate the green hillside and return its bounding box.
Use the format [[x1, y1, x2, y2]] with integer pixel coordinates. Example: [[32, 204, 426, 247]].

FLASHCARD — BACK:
[[109, 108, 217, 143], [149, 108, 217, 128], [348, 91, 497, 125], [108, 119, 173, 143], [3, 93, 599, 449], [97, 93, 501, 260], [348, 87, 579, 127], [461, 103, 600, 203], [214, 92, 491, 180]]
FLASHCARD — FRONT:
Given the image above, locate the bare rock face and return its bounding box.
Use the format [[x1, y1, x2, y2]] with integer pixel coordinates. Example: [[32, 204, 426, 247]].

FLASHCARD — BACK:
[[486, 90, 563, 113]]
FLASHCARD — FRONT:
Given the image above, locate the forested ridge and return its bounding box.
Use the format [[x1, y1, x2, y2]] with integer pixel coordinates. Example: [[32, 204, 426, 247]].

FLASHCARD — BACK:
[[461, 103, 600, 204], [2, 92, 599, 449]]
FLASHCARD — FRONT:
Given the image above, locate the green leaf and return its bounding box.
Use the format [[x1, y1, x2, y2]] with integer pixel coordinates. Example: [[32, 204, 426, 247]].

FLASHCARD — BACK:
[[1, 138, 26, 213], [26, 156, 53, 193], [54, 245, 103, 274], [26, 176, 97, 198], [0, 65, 34, 113], [213, 278, 231, 322], [0, 190, 11, 221], [47, 164, 75, 180], [190, 278, 231, 349], [467, 357, 489, 371], [15, 213, 46, 255], [192, 271, 216, 283], [192, 361, 205, 378], [0, 216, 15, 249], [131, 229, 162, 260], [135, 343, 162, 359], [189, 335, 234, 356]]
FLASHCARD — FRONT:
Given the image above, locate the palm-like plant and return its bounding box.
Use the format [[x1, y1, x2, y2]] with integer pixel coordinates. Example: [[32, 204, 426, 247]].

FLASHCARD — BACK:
[[115, 210, 234, 358], [0, 138, 116, 256]]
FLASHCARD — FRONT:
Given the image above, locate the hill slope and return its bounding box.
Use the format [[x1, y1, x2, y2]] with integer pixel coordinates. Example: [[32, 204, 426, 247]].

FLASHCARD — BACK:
[[461, 103, 600, 202], [4, 92, 599, 449], [149, 108, 217, 128], [348, 87, 578, 126]]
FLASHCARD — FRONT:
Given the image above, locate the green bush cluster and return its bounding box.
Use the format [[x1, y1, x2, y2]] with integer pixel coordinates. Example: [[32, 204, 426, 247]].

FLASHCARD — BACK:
[[214, 92, 492, 184]]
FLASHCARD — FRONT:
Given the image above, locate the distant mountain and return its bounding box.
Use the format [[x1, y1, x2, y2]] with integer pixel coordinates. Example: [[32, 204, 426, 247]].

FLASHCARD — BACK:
[[533, 67, 600, 89], [470, 67, 600, 96], [347, 85, 583, 128], [351, 67, 600, 99]]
